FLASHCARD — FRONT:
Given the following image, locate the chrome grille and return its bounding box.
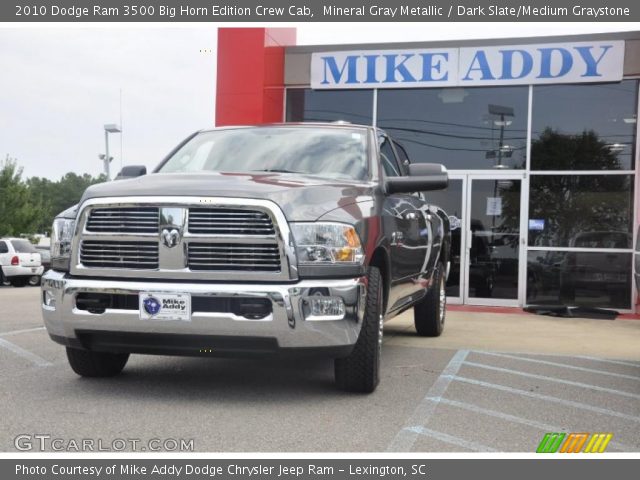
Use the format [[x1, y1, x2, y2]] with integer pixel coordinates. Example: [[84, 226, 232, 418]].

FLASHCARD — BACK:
[[188, 208, 275, 235], [73, 198, 293, 281], [86, 207, 159, 234], [80, 241, 159, 269], [188, 244, 280, 272]]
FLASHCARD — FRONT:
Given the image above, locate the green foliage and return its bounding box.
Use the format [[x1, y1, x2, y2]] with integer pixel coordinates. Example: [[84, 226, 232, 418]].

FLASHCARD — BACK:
[[0, 155, 105, 237], [0, 156, 41, 237]]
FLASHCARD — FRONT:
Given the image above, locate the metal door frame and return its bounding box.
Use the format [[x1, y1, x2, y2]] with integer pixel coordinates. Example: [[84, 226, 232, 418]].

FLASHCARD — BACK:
[[443, 173, 466, 305], [461, 171, 527, 307]]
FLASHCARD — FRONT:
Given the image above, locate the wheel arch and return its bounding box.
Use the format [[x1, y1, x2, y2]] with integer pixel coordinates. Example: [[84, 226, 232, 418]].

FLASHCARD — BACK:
[[368, 246, 391, 314]]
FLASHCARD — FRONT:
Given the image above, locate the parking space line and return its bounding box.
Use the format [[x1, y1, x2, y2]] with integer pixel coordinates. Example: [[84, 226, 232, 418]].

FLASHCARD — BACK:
[[573, 356, 640, 368], [450, 375, 640, 423], [475, 351, 640, 381], [387, 349, 469, 452], [0, 326, 45, 337], [464, 361, 640, 400], [405, 426, 497, 452], [0, 337, 52, 367], [425, 397, 634, 452]]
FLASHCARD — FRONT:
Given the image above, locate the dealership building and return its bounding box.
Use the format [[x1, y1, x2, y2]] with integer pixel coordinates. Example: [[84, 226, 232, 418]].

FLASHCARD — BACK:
[[215, 29, 640, 311]]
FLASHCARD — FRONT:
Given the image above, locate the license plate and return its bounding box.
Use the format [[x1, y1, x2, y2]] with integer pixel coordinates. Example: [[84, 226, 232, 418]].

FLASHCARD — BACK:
[[139, 292, 191, 322], [31, 268, 36, 273]]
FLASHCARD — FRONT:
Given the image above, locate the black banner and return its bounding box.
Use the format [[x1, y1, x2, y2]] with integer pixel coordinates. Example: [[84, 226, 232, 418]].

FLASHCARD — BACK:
[[3, 459, 640, 480], [2, 0, 639, 22]]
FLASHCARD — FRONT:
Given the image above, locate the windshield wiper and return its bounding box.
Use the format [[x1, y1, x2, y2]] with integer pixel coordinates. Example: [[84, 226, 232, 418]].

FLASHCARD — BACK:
[[250, 168, 300, 174]]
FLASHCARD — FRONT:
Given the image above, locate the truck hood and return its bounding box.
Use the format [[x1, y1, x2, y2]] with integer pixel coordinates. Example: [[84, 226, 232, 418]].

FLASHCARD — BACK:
[[79, 172, 376, 221]]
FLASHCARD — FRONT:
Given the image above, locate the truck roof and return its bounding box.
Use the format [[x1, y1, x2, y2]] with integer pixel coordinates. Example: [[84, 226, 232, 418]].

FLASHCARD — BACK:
[[199, 122, 376, 134]]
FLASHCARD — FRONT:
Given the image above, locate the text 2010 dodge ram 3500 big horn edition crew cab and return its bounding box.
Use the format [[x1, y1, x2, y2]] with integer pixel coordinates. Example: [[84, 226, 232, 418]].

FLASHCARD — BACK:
[[41, 123, 450, 392]]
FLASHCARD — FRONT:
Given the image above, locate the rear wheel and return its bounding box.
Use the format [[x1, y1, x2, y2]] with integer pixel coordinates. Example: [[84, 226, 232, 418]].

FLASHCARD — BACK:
[[10, 277, 29, 288], [414, 262, 446, 337], [66, 347, 129, 377], [334, 266, 383, 393], [28, 275, 41, 286]]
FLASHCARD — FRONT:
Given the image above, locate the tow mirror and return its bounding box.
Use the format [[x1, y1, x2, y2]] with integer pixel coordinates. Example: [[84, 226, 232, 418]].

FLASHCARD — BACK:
[[115, 165, 147, 180], [385, 163, 448, 194]]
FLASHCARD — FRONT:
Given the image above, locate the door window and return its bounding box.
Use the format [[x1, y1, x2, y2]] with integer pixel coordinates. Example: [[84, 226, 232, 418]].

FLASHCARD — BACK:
[[379, 137, 402, 177]]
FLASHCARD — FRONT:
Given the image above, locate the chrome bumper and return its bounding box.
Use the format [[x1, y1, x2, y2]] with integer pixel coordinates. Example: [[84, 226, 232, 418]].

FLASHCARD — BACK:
[[41, 270, 366, 355]]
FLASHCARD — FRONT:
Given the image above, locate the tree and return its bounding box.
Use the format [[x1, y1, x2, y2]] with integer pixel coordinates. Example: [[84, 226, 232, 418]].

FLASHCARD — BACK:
[[525, 129, 629, 247], [27, 172, 106, 233], [1, 156, 106, 237], [0, 156, 42, 236]]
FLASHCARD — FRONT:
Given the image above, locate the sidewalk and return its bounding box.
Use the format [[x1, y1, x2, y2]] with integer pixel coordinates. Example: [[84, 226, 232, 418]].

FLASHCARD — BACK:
[[385, 307, 640, 361]]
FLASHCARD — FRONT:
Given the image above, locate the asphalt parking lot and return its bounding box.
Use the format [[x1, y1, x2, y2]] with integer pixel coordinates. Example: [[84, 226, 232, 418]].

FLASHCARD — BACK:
[[1, 285, 639, 452]]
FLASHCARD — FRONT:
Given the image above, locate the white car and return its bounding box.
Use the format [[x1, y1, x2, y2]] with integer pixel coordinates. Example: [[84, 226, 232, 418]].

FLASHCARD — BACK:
[[0, 238, 44, 287]]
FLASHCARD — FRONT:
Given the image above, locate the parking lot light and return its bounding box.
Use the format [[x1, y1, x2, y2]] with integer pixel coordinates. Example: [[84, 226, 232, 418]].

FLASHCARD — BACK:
[[102, 124, 121, 180]]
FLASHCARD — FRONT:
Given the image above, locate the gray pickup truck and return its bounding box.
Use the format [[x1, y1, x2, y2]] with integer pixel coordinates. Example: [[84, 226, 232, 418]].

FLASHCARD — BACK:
[[42, 123, 450, 392]]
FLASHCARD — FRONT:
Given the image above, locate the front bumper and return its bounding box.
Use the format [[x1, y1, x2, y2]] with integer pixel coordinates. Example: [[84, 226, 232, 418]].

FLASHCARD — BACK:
[[41, 270, 367, 358]]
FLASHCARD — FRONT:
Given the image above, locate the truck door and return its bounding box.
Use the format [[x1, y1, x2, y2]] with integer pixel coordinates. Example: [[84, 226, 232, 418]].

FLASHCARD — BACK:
[[379, 135, 429, 311]]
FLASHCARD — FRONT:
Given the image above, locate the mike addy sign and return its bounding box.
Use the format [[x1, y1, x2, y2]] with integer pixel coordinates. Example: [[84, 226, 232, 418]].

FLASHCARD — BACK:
[[310, 41, 624, 88]]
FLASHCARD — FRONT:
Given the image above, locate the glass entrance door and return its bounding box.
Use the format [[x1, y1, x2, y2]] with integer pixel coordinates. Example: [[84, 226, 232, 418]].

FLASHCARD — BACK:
[[464, 175, 524, 306], [425, 173, 526, 306]]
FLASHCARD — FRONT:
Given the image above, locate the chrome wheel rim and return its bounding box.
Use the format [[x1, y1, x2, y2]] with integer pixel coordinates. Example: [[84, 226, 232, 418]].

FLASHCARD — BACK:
[[439, 275, 446, 325]]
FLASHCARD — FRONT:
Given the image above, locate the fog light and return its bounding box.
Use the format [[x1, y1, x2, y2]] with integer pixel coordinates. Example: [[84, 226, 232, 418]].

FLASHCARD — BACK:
[[303, 296, 345, 321], [43, 290, 56, 309]]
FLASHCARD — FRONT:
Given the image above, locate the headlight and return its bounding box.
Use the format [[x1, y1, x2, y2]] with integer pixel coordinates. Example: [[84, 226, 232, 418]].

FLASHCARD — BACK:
[[291, 222, 364, 264], [51, 217, 75, 271]]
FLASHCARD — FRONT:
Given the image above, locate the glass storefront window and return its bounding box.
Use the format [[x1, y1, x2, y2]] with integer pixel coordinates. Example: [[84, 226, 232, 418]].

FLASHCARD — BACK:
[[531, 81, 638, 170], [528, 174, 634, 248], [377, 86, 529, 170], [527, 251, 632, 309], [285, 88, 373, 124]]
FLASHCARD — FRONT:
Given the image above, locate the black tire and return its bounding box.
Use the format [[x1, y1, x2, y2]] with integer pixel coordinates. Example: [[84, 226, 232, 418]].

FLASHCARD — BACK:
[[334, 266, 383, 393], [66, 347, 129, 377], [9, 277, 29, 288], [0, 269, 10, 287], [28, 275, 41, 287], [414, 262, 446, 337]]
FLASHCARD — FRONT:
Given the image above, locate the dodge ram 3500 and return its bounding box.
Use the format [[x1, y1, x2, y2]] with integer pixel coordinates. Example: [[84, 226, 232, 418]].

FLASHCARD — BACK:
[[41, 123, 450, 392]]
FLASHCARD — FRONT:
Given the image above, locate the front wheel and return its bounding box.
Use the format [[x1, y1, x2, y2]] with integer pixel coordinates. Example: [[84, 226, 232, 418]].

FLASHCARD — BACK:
[[414, 262, 446, 337], [334, 266, 383, 393], [66, 347, 129, 377]]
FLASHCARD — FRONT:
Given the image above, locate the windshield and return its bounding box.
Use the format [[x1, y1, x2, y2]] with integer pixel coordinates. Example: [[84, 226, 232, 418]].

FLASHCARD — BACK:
[[158, 127, 369, 181], [11, 240, 37, 253]]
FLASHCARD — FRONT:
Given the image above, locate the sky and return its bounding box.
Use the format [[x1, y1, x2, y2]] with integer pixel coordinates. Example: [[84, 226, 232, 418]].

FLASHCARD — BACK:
[[0, 22, 638, 180]]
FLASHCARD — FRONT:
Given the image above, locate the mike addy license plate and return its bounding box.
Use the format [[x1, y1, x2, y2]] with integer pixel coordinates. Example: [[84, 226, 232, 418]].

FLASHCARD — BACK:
[[139, 292, 191, 322]]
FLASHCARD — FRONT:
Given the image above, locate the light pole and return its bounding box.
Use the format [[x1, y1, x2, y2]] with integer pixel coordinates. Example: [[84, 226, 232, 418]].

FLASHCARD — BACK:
[[488, 104, 514, 169], [102, 124, 121, 180]]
